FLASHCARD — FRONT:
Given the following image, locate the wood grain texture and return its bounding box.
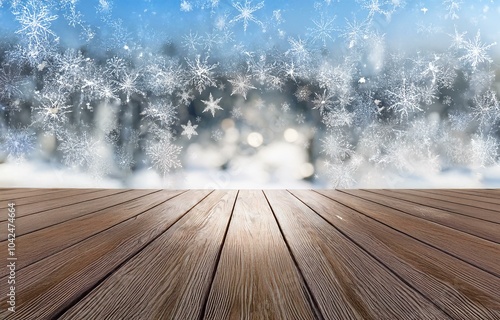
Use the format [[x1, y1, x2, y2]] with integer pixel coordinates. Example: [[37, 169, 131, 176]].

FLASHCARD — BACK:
[[393, 189, 500, 217], [0, 190, 211, 320], [0, 188, 66, 202], [0, 190, 181, 277], [0, 189, 141, 241], [203, 190, 317, 320], [290, 190, 500, 320], [316, 190, 500, 276], [418, 189, 500, 206], [0, 188, 498, 320], [0, 189, 100, 209], [60, 190, 236, 320], [265, 190, 448, 320], [449, 189, 500, 200], [344, 189, 500, 243], [370, 189, 500, 224], [1, 189, 130, 219]]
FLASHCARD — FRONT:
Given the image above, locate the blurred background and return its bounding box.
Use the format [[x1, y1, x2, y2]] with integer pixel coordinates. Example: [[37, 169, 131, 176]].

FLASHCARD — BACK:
[[0, 0, 499, 188]]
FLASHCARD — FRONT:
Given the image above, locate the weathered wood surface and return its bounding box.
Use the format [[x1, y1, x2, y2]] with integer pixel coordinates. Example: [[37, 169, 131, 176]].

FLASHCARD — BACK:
[[369, 189, 500, 224], [0, 188, 498, 320]]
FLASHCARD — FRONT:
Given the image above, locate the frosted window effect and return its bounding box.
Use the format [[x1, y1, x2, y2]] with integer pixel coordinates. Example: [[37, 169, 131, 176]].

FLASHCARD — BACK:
[[0, 0, 499, 188]]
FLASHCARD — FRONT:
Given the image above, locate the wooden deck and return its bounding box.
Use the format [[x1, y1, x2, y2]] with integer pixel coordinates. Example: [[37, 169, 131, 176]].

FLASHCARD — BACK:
[[0, 189, 499, 319]]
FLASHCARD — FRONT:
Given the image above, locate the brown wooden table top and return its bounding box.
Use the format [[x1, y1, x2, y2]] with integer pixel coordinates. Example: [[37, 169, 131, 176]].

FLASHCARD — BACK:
[[0, 189, 498, 319]]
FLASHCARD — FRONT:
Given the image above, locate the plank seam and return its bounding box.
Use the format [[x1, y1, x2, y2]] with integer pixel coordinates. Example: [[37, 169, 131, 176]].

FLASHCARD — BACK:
[[53, 190, 214, 320], [0, 189, 103, 211], [341, 190, 500, 245], [433, 190, 500, 203], [352, 190, 500, 244], [198, 190, 239, 320], [263, 191, 325, 320], [289, 190, 454, 319], [6, 190, 188, 277], [9, 190, 161, 240], [364, 189, 500, 225], [390, 189, 500, 214], [1, 189, 132, 221], [312, 190, 499, 278]]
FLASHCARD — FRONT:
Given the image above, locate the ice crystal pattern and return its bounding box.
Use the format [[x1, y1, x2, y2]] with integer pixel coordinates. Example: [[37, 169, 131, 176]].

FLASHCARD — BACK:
[[0, 0, 499, 187]]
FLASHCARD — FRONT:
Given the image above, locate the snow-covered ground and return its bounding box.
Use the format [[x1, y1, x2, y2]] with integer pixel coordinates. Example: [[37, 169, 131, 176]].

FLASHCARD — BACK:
[[2, 159, 499, 189]]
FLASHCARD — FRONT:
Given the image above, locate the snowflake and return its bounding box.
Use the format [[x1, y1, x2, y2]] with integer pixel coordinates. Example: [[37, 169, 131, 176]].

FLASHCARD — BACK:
[[287, 37, 309, 62], [294, 86, 311, 102], [97, 0, 113, 13], [230, 0, 264, 32], [105, 56, 128, 77], [146, 138, 182, 176], [141, 99, 178, 127], [0, 64, 24, 101], [247, 55, 281, 88], [323, 160, 358, 188], [449, 27, 467, 49], [13, 0, 58, 65], [340, 18, 368, 48], [443, 0, 462, 20], [360, 0, 395, 21], [181, 120, 198, 139], [33, 86, 72, 132], [228, 73, 256, 99], [386, 78, 422, 119], [113, 70, 142, 103], [201, 92, 223, 116], [281, 102, 290, 112], [458, 30, 496, 70], [312, 89, 335, 115], [470, 134, 499, 168], [58, 131, 99, 169], [180, 0, 193, 12], [185, 55, 218, 93], [471, 90, 500, 126], [176, 89, 195, 106], [144, 59, 183, 96], [231, 107, 243, 119], [0, 128, 36, 160], [182, 31, 202, 51], [320, 132, 353, 162], [296, 113, 305, 124], [307, 14, 336, 46], [323, 109, 354, 128], [211, 129, 224, 141], [115, 146, 135, 171]]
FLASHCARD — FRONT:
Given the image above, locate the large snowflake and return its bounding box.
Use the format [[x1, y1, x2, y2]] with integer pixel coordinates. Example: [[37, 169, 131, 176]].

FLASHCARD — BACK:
[[185, 55, 218, 93], [201, 92, 223, 117], [230, 0, 264, 32]]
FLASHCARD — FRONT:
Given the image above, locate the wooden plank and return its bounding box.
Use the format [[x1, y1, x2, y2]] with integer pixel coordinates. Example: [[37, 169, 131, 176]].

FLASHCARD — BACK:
[[291, 190, 500, 320], [0, 189, 138, 240], [397, 189, 500, 213], [0, 188, 67, 201], [316, 190, 500, 277], [60, 191, 236, 320], [451, 189, 500, 200], [0, 190, 211, 320], [0, 189, 131, 220], [203, 190, 317, 319], [265, 190, 448, 320], [418, 189, 500, 206], [0, 190, 182, 277], [0, 189, 104, 209], [372, 189, 500, 224], [345, 190, 500, 243]]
